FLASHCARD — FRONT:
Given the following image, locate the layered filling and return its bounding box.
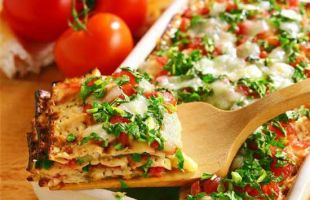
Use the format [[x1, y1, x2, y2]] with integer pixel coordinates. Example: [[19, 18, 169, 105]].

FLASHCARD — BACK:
[[138, 0, 310, 199], [27, 68, 197, 188]]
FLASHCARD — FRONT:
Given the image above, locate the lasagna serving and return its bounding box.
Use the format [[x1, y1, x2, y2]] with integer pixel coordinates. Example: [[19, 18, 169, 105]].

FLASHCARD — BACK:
[[138, 0, 310, 199], [27, 68, 197, 189]]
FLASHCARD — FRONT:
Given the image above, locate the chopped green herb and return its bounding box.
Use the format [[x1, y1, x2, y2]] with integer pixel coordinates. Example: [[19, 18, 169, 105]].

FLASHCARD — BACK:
[[119, 179, 128, 189], [131, 153, 142, 162], [175, 148, 184, 170], [66, 133, 76, 142]]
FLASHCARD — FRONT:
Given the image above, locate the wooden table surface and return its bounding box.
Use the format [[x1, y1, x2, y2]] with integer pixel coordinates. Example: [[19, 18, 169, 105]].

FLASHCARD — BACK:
[[0, 1, 172, 199], [0, 67, 61, 199]]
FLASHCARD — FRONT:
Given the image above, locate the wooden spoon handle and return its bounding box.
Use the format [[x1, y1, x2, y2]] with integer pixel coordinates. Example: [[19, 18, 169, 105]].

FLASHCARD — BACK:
[[240, 79, 310, 124]]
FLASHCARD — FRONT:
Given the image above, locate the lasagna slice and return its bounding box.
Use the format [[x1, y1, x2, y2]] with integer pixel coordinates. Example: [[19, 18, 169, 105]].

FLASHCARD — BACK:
[[27, 68, 197, 189]]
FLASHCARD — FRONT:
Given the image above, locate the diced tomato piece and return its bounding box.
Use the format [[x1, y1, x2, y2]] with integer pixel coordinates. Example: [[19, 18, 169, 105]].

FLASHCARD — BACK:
[[244, 185, 260, 197], [144, 91, 158, 99], [150, 140, 160, 149], [267, 37, 280, 47], [161, 91, 177, 105], [269, 124, 285, 140], [67, 159, 77, 169], [237, 85, 259, 98], [110, 115, 130, 124], [291, 55, 305, 67], [305, 69, 310, 78], [157, 70, 169, 77], [199, 7, 210, 15], [119, 132, 130, 146], [191, 181, 202, 195], [270, 158, 294, 179], [155, 56, 168, 66], [261, 181, 280, 196], [180, 17, 190, 32], [83, 104, 92, 112], [226, 1, 238, 12], [183, 8, 192, 18], [112, 70, 136, 85], [148, 167, 165, 177], [121, 83, 136, 96], [202, 177, 221, 195], [236, 22, 250, 35], [259, 50, 268, 59], [213, 47, 222, 56], [236, 37, 247, 46], [256, 31, 269, 40], [300, 45, 310, 57], [288, 0, 299, 7], [87, 79, 97, 87]]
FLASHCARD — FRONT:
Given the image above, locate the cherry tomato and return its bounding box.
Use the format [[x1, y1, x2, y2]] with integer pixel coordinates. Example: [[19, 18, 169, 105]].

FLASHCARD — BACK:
[[261, 181, 279, 196], [3, 0, 72, 42], [148, 167, 165, 177], [191, 181, 202, 195], [95, 0, 147, 34], [118, 132, 130, 146], [270, 158, 294, 179], [54, 13, 133, 77], [110, 116, 130, 124], [202, 177, 221, 195]]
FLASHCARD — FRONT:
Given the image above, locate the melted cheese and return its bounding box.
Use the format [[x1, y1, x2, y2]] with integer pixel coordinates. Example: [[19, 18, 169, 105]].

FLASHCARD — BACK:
[[118, 95, 148, 116]]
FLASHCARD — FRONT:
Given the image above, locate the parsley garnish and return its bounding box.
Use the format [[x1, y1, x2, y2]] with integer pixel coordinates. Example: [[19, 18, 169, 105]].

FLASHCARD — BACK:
[[66, 133, 76, 142]]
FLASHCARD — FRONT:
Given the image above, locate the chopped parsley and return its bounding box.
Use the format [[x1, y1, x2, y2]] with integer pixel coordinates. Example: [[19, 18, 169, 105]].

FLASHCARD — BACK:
[[66, 133, 76, 142], [175, 149, 185, 170]]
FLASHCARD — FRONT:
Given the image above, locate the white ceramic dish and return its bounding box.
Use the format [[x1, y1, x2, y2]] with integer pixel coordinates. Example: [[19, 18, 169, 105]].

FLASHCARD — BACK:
[[31, 0, 309, 199]]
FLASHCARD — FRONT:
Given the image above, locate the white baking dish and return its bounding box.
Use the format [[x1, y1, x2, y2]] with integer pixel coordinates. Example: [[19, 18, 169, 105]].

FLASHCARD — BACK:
[[31, 0, 310, 199], [122, 0, 310, 199]]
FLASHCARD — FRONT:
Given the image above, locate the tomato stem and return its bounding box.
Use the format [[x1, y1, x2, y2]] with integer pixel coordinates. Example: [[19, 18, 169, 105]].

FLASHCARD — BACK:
[[69, 0, 89, 31]]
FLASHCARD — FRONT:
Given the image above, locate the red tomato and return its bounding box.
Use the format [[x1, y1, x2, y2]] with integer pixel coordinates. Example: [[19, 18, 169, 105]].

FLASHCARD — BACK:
[[54, 13, 133, 77], [121, 83, 136, 96], [95, 0, 147, 34], [150, 141, 160, 149], [3, 0, 72, 42], [191, 181, 202, 195], [161, 91, 177, 106], [118, 132, 130, 146], [202, 177, 221, 195], [270, 158, 294, 179], [261, 182, 280, 196], [244, 185, 260, 197], [110, 116, 130, 124], [148, 167, 165, 177]]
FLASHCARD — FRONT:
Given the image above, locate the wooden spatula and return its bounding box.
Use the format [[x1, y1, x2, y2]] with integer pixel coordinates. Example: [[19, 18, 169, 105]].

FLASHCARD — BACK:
[[59, 79, 310, 190]]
